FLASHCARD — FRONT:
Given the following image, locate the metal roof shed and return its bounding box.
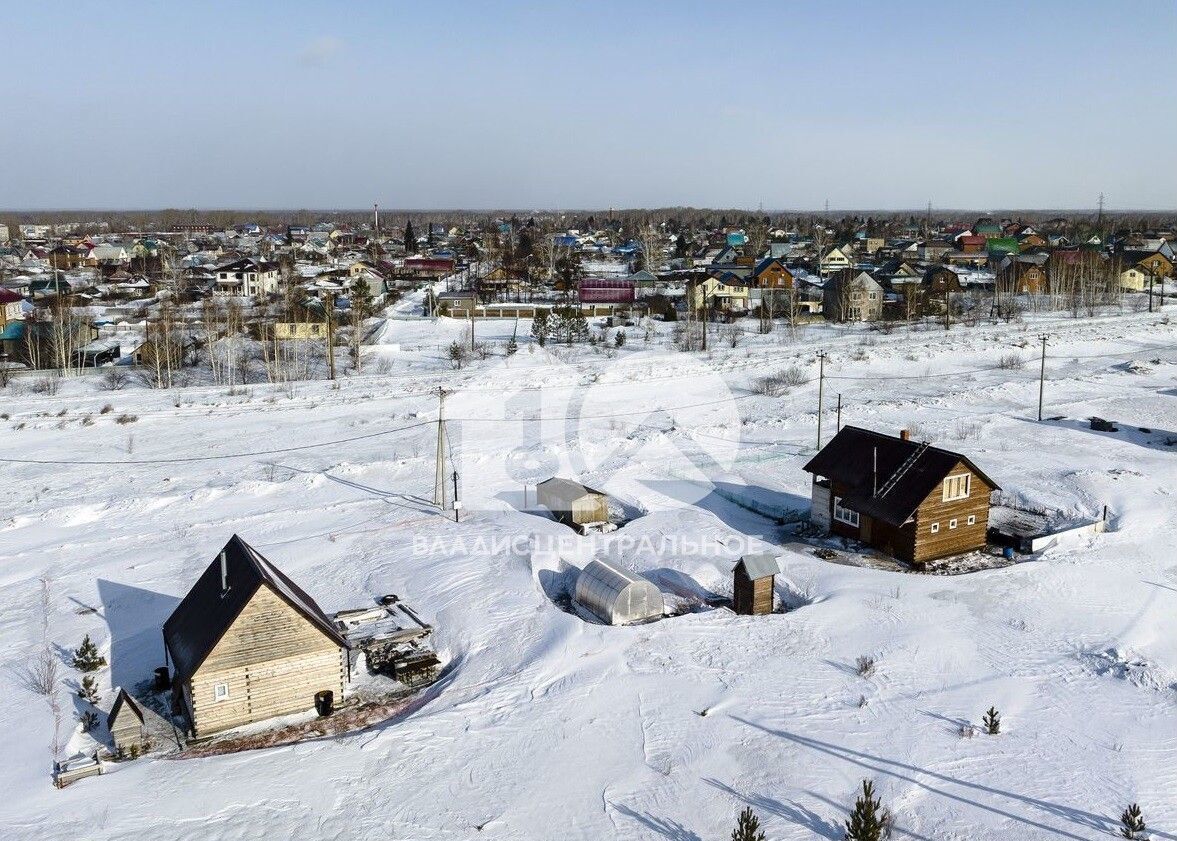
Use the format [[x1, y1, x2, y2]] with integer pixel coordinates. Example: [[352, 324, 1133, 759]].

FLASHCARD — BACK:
[[574, 560, 663, 625]]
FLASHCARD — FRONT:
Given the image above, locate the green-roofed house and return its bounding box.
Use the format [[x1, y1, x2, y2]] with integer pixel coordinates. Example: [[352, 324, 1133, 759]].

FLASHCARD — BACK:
[[974, 221, 1003, 239], [987, 237, 1020, 256]]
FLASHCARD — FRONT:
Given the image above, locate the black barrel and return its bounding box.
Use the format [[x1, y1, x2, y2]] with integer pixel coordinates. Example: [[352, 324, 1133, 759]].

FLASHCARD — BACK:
[[314, 690, 334, 717]]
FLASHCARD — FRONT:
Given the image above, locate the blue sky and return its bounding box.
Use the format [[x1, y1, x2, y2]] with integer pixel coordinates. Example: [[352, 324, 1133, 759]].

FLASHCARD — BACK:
[[3, 0, 1174, 210]]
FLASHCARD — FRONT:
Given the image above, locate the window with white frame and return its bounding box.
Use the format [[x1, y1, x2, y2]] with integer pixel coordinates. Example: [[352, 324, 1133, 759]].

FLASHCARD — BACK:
[[967, 515, 976, 526], [213, 682, 230, 702], [833, 497, 860, 527], [949, 519, 958, 529], [942, 474, 971, 501], [930, 522, 940, 534]]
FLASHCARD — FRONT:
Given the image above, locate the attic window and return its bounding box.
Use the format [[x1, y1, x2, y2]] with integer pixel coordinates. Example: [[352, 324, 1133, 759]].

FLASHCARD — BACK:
[[942, 474, 971, 501], [213, 682, 230, 702], [833, 496, 860, 527]]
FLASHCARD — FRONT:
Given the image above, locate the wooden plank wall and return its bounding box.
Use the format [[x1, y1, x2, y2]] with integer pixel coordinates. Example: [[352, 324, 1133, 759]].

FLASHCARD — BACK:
[[189, 585, 344, 735], [911, 461, 991, 563]]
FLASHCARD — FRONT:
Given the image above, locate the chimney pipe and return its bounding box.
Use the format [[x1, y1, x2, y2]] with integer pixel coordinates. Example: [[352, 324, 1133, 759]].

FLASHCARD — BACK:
[[900, 429, 910, 441], [219, 550, 228, 593], [873, 446, 878, 496]]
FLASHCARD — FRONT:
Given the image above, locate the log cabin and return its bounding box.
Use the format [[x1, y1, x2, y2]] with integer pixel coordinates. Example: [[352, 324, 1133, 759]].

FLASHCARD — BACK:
[[733, 554, 778, 615], [163, 535, 348, 737], [803, 427, 1000, 565]]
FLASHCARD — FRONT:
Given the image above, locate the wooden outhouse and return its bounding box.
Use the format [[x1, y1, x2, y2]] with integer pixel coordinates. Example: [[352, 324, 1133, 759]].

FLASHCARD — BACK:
[[803, 427, 1000, 565], [733, 554, 778, 615], [163, 535, 349, 737], [537, 477, 610, 532], [107, 687, 146, 755]]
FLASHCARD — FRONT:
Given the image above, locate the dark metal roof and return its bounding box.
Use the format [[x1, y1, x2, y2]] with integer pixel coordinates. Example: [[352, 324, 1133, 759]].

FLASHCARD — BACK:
[[163, 535, 347, 682], [107, 687, 144, 728], [802, 426, 1000, 527]]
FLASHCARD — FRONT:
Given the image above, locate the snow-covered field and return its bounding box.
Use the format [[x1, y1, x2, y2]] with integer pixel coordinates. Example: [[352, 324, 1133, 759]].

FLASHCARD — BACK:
[[3, 305, 1177, 840]]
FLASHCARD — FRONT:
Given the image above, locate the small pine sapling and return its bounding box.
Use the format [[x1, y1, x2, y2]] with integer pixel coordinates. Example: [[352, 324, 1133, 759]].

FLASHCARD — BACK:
[[855, 655, 876, 677], [506, 336, 518, 355], [78, 674, 100, 703], [79, 710, 99, 732], [983, 706, 1001, 735], [845, 779, 886, 841], [615, 330, 627, 347], [72, 634, 107, 672], [731, 806, 766, 841], [1120, 803, 1146, 839]]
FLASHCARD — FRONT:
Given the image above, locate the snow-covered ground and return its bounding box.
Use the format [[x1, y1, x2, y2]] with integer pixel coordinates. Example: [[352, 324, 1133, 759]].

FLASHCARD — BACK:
[[3, 306, 1177, 840]]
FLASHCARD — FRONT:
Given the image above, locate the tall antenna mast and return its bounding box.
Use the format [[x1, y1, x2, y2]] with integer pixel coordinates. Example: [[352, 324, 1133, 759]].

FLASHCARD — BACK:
[[1096, 192, 1105, 232], [373, 203, 380, 237]]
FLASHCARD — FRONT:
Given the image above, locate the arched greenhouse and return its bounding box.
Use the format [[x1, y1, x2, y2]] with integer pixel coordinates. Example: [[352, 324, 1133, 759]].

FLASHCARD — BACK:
[[573, 559, 664, 625]]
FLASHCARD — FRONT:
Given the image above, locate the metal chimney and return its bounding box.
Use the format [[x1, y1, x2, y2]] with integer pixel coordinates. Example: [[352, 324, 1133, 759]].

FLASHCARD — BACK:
[[899, 429, 910, 441], [219, 550, 228, 593]]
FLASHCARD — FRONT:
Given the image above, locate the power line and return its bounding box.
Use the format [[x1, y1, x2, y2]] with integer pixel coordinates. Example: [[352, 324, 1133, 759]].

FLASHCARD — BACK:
[[4, 333, 1176, 466], [0, 420, 435, 466]]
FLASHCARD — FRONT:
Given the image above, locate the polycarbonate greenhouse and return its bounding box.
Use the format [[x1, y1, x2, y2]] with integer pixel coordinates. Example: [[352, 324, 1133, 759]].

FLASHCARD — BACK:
[[573, 559, 664, 625]]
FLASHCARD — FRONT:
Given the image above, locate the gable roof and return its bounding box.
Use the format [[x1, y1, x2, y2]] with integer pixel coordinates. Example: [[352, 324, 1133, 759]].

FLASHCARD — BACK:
[[537, 476, 607, 500], [736, 553, 779, 580], [214, 257, 280, 274], [107, 687, 144, 728], [802, 426, 999, 527], [163, 535, 346, 682]]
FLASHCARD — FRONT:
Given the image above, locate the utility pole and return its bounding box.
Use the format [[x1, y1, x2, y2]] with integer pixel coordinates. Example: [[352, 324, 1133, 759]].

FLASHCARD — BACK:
[[326, 292, 336, 381], [944, 284, 950, 331], [451, 470, 461, 522], [701, 289, 708, 352], [1037, 334, 1048, 422], [836, 392, 842, 432], [1149, 274, 1154, 313], [816, 351, 827, 450], [434, 388, 450, 509]]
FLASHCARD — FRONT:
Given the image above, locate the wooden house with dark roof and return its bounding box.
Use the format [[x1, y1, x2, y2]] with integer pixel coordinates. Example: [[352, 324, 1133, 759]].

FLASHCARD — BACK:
[[803, 427, 999, 564], [163, 535, 348, 737]]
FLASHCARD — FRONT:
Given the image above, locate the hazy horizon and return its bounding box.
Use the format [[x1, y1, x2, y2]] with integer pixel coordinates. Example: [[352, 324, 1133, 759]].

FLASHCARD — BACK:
[[5, 0, 1175, 211]]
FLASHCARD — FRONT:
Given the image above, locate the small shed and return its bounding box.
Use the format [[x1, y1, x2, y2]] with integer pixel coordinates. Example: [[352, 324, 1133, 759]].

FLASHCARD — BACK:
[[574, 560, 663, 625], [107, 687, 146, 755], [537, 477, 610, 532], [733, 554, 778, 615]]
